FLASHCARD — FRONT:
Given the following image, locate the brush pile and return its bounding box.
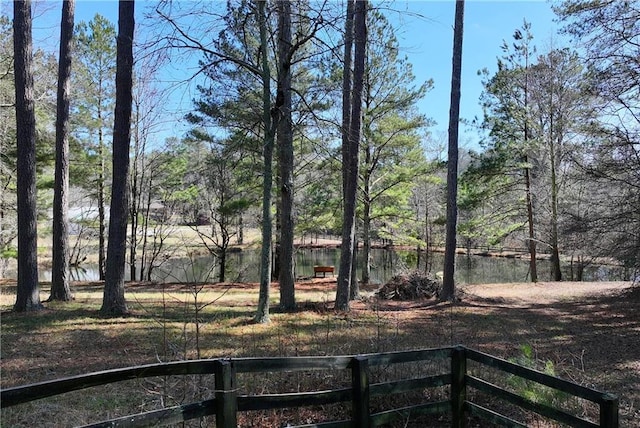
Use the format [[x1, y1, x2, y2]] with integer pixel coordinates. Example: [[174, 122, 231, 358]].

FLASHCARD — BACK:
[[375, 271, 442, 301]]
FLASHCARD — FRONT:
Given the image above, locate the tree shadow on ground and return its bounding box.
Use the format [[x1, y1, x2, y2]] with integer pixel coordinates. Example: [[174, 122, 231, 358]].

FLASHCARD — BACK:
[[349, 285, 640, 426], [2, 281, 637, 426]]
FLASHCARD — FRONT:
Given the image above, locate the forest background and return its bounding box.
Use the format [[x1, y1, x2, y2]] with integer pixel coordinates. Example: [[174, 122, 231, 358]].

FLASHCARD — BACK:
[[2, 1, 639, 425], [1, 0, 638, 315]]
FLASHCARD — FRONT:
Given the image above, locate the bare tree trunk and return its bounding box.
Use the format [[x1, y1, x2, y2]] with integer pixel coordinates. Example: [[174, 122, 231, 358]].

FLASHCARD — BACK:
[[550, 129, 562, 281], [129, 143, 139, 282], [336, 0, 366, 311], [524, 158, 538, 282], [360, 121, 371, 287], [140, 176, 150, 280], [237, 215, 244, 245], [129, 98, 146, 281], [219, 236, 227, 283], [255, 0, 275, 324], [423, 195, 431, 273], [341, 0, 354, 202], [336, 0, 354, 308], [13, 0, 41, 312], [277, 0, 296, 311], [129, 195, 137, 281], [350, 238, 358, 300], [141, 175, 153, 281], [274, 203, 281, 281], [102, 0, 134, 315], [442, 0, 465, 301], [98, 123, 106, 280], [522, 41, 538, 283], [50, 0, 75, 302], [361, 194, 371, 286]]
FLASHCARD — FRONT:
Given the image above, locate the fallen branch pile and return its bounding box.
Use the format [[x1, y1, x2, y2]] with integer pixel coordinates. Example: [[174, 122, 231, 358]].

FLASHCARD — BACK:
[[375, 271, 442, 301]]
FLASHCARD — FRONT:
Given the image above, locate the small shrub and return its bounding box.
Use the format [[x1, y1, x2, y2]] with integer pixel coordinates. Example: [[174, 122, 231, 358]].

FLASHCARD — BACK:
[[507, 344, 570, 407], [1, 246, 18, 259]]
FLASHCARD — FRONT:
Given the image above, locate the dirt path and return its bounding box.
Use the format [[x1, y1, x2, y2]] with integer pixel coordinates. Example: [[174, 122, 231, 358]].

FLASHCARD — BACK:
[[463, 281, 632, 304], [359, 280, 639, 426]]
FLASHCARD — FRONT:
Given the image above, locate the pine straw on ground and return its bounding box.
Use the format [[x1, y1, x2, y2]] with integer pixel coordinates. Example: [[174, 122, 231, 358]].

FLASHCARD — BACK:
[[0, 279, 638, 427]]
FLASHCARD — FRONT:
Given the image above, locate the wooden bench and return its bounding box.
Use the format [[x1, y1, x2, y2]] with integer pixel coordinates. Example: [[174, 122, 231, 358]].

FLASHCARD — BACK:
[[313, 265, 335, 277]]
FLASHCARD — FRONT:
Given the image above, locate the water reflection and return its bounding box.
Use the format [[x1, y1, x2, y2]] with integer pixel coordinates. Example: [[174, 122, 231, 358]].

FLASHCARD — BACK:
[[35, 247, 626, 284]]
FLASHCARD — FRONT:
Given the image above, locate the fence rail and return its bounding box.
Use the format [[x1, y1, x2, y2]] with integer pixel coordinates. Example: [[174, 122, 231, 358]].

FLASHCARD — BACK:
[[1, 346, 618, 427]]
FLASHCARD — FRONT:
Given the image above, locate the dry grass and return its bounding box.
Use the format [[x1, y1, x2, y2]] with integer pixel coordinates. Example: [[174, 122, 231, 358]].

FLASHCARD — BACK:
[[29, 226, 264, 269], [1, 279, 638, 427]]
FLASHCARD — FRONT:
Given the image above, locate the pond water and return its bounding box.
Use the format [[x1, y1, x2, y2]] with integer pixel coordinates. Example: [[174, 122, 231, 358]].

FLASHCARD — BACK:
[[35, 247, 626, 285]]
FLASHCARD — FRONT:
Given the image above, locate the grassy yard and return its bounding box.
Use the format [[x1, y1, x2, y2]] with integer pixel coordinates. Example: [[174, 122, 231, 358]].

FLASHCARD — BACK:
[[1, 279, 638, 427]]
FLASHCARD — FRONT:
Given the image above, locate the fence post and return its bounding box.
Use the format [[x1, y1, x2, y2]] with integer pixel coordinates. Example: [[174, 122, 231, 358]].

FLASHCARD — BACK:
[[599, 393, 619, 428], [451, 345, 467, 428], [215, 359, 237, 428], [352, 356, 370, 428]]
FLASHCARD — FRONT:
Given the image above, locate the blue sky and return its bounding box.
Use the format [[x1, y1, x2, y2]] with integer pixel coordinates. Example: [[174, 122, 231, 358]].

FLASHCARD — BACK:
[[27, 0, 566, 152], [390, 1, 565, 152]]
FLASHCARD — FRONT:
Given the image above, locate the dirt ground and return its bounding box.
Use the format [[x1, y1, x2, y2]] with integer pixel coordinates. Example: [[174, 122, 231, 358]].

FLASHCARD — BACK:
[[1, 279, 638, 426], [349, 280, 639, 426]]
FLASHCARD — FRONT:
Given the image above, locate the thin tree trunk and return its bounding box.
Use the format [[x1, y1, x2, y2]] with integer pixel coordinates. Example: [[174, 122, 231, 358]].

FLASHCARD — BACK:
[[336, 0, 354, 307], [547, 76, 562, 281], [442, 0, 465, 301], [424, 196, 430, 273], [523, 42, 538, 283], [550, 134, 561, 281], [129, 141, 139, 281], [50, 0, 75, 302], [341, 0, 354, 201], [98, 123, 106, 280], [274, 203, 281, 280], [238, 215, 244, 244], [350, 238, 358, 300], [362, 194, 371, 286], [336, 0, 366, 311], [255, 0, 275, 324], [129, 102, 146, 281], [360, 126, 371, 287], [13, 0, 41, 312], [102, 0, 134, 315], [141, 176, 153, 281], [219, 234, 227, 282], [277, 0, 296, 311], [129, 200, 137, 281], [524, 158, 538, 282]]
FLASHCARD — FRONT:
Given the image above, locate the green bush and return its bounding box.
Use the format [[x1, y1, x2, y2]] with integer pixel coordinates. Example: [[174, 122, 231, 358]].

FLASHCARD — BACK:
[[1, 246, 18, 259], [507, 344, 570, 407]]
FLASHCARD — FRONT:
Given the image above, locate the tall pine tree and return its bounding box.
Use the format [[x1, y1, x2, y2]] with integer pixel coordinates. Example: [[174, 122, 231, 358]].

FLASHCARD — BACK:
[[13, 0, 41, 312], [50, 0, 75, 302], [101, 0, 134, 315]]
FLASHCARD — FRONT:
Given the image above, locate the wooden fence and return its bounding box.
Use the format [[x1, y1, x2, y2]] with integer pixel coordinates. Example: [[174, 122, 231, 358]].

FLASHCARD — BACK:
[[1, 346, 618, 427]]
